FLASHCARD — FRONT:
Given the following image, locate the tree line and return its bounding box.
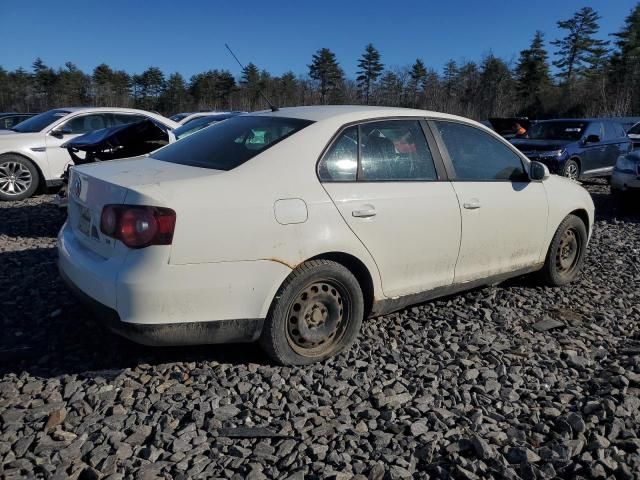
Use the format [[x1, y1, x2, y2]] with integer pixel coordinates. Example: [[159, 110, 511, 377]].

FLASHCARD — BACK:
[[0, 4, 638, 120]]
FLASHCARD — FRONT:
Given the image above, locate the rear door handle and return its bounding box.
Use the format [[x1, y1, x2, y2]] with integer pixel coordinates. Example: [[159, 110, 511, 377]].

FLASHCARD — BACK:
[[352, 208, 377, 218], [463, 199, 481, 210]]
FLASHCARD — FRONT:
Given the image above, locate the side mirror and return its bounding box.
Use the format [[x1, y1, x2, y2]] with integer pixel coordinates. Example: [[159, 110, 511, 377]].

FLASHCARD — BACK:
[[584, 134, 600, 144], [529, 161, 549, 181], [51, 127, 72, 138]]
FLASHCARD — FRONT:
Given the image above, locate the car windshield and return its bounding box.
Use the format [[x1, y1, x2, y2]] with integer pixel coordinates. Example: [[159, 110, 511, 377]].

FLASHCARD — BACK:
[[629, 123, 640, 135], [12, 109, 70, 133], [526, 121, 587, 141], [154, 115, 313, 170]]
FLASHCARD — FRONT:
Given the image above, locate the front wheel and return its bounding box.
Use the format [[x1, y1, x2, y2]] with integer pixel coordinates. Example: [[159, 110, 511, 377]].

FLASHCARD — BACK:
[[260, 260, 364, 365], [539, 214, 588, 286], [0, 155, 39, 201], [562, 159, 580, 181]]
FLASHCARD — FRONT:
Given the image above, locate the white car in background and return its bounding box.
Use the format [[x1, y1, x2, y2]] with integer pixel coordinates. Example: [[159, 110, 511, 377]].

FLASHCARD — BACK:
[[58, 106, 594, 365], [0, 107, 179, 200], [171, 111, 244, 125], [628, 122, 640, 150]]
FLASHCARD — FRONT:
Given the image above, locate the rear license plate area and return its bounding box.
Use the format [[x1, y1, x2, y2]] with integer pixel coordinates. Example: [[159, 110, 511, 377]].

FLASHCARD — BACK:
[[78, 206, 92, 237]]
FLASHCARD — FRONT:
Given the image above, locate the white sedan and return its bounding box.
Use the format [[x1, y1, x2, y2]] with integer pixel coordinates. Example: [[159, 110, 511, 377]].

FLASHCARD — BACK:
[[57, 106, 594, 365], [0, 107, 179, 201]]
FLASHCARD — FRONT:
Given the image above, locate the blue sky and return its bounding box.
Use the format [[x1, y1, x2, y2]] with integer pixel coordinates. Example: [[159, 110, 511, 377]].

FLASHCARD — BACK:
[[1, 0, 636, 79]]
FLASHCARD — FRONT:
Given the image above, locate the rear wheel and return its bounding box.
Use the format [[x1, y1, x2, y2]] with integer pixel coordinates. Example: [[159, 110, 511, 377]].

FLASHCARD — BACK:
[[539, 214, 587, 286], [260, 260, 364, 365], [562, 159, 580, 181], [0, 155, 39, 201]]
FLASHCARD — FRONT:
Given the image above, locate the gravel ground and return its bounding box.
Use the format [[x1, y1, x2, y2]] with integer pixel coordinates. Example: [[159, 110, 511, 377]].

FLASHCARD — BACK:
[[1, 180, 639, 480]]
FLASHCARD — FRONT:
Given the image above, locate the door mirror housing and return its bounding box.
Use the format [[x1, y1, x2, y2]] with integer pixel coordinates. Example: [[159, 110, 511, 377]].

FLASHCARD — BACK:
[[50, 127, 73, 138], [529, 161, 549, 181], [584, 134, 601, 144]]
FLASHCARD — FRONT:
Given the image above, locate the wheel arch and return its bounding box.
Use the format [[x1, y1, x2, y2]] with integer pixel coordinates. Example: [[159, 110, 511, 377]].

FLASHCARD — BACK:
[[0, 151, 45, 193], [569, 208, 590, 234], [307, 251, 375, 317], [568, 156, 582, 172]]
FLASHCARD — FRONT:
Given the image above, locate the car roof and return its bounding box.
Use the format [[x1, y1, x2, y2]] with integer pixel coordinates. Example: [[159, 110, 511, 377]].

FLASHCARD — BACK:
[[54, 107, 158, 114], [41, 107, 181, 129], [250, 105, 479, 125]]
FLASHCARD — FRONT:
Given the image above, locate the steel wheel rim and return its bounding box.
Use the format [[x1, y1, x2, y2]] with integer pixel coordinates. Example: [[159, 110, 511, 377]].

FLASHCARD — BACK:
[[286, 280, 350, 357], [0, 161, 32, 196], [565, 163, 578, 180], [556, 228, 580, 275]]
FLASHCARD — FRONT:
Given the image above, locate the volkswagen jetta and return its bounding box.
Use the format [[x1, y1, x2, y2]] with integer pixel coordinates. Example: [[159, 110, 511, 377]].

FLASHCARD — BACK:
[[57, 106, 594, 365]]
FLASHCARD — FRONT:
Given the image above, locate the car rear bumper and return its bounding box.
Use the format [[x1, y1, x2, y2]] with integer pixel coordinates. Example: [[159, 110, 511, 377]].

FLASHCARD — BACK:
[[57, 222, 291, 346], [59, 266, 263, 345]]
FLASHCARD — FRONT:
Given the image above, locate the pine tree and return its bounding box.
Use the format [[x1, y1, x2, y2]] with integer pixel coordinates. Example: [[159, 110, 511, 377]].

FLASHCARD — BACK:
[[356, 44, 384, 104], [410, 59, 427, 89], [442, 60, 458, 97], [56, 62, 89, 106], [609, 4, 640, 114], [276, 71, 298, 106], [479, 54, 515, 117], [308, 48, 344, 104], [32, 58, 56, 110], [408, 59, 427, 106], [516, 31, 552, 116], [551, 7, 609, 85], [379, 71, 402, 106], [241, 63, 262, 110], [162, 73, 191, 113], [136, 67, 165, 111]]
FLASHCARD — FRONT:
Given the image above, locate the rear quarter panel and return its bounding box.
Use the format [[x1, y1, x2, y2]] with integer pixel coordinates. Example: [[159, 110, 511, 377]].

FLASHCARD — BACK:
[[133, 121, 386, 301]]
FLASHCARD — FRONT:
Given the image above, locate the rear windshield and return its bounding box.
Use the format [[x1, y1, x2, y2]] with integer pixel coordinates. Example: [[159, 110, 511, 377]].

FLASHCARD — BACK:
[[154, 116, 313, 170], [629, 123, 640, 135]]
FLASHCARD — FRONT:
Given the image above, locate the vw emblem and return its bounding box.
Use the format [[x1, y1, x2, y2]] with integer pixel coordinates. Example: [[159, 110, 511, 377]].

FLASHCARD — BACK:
[[73, 176, 82, 198]]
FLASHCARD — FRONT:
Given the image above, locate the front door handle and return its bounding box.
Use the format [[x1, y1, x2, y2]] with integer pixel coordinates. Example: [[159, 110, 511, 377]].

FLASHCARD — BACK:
[[463, 199, 481, 210], [352, 208, 377, 218]]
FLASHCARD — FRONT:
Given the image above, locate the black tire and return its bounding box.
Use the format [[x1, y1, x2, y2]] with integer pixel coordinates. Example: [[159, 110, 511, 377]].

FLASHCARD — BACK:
[[539, 214, 588, 287], [562, 159, 580, 181], [260, 260, 364, 366], [0, 155, 39, 201]]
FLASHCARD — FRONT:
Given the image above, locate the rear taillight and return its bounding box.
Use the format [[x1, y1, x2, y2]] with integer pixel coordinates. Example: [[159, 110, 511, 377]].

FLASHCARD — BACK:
[[100, 205, 176, 249]]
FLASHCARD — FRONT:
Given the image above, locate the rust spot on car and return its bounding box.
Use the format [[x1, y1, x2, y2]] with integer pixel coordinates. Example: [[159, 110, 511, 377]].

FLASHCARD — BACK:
[[264, 258, 297, 269]]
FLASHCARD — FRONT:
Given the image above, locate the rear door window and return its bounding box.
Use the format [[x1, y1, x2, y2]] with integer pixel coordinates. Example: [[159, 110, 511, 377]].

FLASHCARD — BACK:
[[359, 120, 437, 181], [153, 116, 313, 170], [109, 114, 148, 126], [63, 114, 109, 134]]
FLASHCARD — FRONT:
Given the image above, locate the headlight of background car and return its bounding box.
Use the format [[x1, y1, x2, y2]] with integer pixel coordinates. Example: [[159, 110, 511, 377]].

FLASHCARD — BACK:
[[541, 149, 566, 159], [615, 155, 638, 174]]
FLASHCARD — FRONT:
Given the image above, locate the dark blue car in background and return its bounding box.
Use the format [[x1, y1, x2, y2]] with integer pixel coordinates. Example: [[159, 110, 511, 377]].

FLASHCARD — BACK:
[[511, 119, 632, 180]]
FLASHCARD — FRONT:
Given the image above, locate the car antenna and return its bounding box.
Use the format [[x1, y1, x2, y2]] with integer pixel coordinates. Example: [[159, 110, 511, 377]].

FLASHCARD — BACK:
[[225, 43, 279, 112]]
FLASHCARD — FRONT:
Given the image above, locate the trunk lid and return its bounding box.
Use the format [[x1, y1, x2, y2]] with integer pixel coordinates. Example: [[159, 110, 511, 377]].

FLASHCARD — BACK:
[[67, 167, 129, 258], [67, 157, 224, 258]]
